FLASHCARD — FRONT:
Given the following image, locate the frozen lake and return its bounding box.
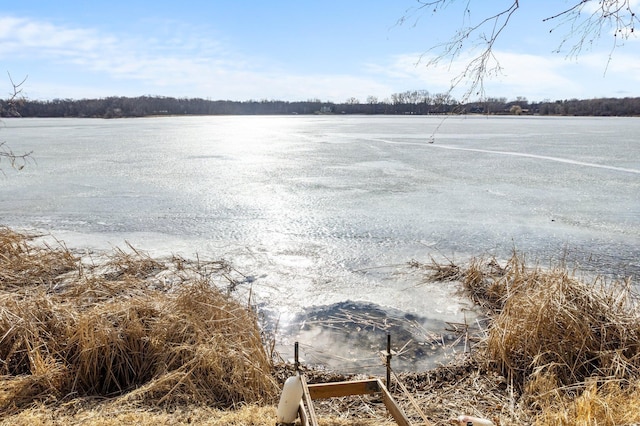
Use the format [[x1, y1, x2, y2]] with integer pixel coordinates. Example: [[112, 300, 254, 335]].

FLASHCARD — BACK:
[[1, 115, 638, 371]]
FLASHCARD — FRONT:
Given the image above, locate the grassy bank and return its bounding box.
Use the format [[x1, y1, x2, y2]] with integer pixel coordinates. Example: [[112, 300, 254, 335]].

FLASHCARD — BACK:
[[0, 227, 277, 418], [1, 227, 639, 425]]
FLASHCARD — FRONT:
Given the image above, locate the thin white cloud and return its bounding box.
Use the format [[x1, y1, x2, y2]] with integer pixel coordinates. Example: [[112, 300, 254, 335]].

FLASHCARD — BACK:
[[371, 46, 640, 101], [0, 17, 389, 101], [1, 14, 638, 102], [0, 16, 117, 57], [481, 52, 584, 100], [0, 16, 244, 90], [0, 14, 393, 101], [599, 52, 640, 79]]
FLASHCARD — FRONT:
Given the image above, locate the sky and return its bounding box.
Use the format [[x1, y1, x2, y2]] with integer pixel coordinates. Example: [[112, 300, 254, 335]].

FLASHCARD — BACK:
[[1, 0, 639, 103]]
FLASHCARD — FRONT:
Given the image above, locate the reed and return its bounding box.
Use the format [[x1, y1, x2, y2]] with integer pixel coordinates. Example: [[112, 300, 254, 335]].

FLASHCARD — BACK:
[[459, 254, 640, 424], [3, 227, 640, 424], [0, 229, 278, 416], [474, 256, 640, 388], [0, 227, 77, 289]]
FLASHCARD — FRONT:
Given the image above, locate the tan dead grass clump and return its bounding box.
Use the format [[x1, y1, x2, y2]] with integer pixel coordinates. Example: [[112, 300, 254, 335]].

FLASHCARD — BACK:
[[0, 229, 277, 417], [473, 255, 640, 388], [460, 254, 640, 424], [0, 227, 77, 289]]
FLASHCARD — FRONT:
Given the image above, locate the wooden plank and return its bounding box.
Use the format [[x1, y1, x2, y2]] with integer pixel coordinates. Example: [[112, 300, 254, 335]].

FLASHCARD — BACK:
[[301, 376, 414, 426], [297, 401, 309, 426], [307, 379, 380, 399], [300, 375, 319, 426], [377, 379, 413, 426]]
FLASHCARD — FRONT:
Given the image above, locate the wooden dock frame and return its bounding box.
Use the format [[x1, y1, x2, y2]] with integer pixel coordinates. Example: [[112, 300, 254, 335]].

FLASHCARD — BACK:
[[295, 374, 412, 426], [286, 337, 412, 426]]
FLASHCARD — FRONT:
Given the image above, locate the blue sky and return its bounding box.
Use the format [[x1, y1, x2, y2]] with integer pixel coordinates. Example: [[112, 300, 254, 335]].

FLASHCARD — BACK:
[[1, 0, 639, 102]]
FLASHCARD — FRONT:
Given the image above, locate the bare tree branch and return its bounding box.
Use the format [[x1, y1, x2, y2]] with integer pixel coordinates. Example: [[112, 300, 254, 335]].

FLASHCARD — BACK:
[[399, 1, 520, 100], [1, 74, 33, 174], [546, 0, 639, 72], [4, 72, 28, 117], [0, 142, 32, 172], [400, 0, 639, 101]]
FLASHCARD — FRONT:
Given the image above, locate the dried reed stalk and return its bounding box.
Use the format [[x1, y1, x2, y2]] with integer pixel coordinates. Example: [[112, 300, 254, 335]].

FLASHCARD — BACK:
[[409, 255, 463, 282], [454, 254, 640, 424], [0, 227, 77, 289], [482, 258, 640, 389], [5, 228, 640, 425], [0, 229, 277, 416]]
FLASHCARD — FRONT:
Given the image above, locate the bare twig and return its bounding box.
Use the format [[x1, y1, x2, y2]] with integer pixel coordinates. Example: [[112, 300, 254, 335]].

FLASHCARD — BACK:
[[1, 73, 33, 173], [400, 1, 639, 101]]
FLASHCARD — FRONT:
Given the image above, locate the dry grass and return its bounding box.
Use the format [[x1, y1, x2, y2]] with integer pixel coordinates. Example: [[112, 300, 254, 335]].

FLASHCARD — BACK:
[[409, 256, 463, 282], [3, 228, 640, 425], [0, 404, 278, 426], [457, 254, 640, 425], [465, 254, 640, 388], [0, 227, 77, 289], [0, 229, 277, 417], [0, 402, 395, 426], [531, 379, 640, 426]]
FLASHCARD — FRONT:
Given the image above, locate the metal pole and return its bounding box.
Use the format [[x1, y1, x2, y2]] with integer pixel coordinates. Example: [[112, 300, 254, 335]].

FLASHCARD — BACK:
[[295, 341, 300, 372], [386, 333, 391, 389]]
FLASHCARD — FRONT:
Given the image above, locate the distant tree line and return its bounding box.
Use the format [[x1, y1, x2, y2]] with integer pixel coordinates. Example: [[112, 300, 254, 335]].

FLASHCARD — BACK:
[[2, 92, 639, 118]]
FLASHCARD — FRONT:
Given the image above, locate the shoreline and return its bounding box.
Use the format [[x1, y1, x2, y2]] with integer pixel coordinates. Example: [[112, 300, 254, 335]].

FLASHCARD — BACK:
[[2, 227, 640, 424]]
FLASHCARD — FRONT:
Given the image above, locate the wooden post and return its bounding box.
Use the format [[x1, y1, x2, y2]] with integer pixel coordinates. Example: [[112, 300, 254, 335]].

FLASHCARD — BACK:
[[386, 333, 392, 389], [295, 341, 300, 372]]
